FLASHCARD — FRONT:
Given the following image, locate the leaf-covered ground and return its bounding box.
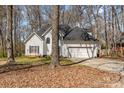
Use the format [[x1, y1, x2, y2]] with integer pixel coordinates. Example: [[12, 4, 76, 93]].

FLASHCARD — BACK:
[[0, 64, 120, 88]]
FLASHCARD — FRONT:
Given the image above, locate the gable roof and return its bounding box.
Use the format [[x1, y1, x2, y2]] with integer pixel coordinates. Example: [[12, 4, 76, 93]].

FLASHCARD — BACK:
[[63, 27, 97, 41], [24, 24, 71, 43], [36, 24, 51, 37], [24, 32, 44, 44], [41, 24, 71, 36], [59, 24, 71, 36], [24, 25, 98, 44], [24, 24, 51, 43]]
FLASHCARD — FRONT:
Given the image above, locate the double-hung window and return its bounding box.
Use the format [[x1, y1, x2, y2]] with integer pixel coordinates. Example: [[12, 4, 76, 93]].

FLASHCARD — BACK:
[[29, 46, 39, 54]]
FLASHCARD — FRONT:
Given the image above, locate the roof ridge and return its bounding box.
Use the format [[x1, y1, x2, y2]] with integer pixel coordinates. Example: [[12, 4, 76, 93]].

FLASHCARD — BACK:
[[63, 27, 74, 39]]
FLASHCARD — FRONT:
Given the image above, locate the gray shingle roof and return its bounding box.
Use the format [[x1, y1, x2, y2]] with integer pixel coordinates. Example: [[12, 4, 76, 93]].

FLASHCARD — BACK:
[[63, 27, 96, 41], [35, 24, 71, 37], [59, 24, 71, 36], [35, 24, 51, 37], [25, 24, 71, 42], [25, 25, 97, 43]]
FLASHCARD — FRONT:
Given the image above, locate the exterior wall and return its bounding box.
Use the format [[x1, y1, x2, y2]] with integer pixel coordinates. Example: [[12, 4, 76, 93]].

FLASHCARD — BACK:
[[61, 43, 98, 58], [43, 30, 63, 56], [25, 30, 98, 58], [44, 30, 52, 55], [59, 40, 63, 56], [25, 34, 43, 56]]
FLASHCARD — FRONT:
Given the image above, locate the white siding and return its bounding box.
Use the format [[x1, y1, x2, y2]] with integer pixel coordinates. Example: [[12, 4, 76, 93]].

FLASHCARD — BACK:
[[25, 34, 43, 56], [25, 30, 98, 58], [44, 30, 52, 55], [43, 30, 63, 56]]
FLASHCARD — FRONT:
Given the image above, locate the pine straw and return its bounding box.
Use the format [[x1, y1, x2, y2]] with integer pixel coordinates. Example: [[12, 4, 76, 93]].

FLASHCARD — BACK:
[[0, 65, 121, 88]]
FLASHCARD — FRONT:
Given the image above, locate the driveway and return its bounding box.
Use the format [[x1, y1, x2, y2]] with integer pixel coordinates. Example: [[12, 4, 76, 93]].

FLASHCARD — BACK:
[[70, 58, 124, 74], [70, 58, 124, 87]]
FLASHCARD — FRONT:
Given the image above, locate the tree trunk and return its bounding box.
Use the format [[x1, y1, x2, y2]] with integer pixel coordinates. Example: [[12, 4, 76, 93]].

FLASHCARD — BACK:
[[108, 6, 111, 56], [6, 5, 15, 63], [50, 5, 60, 69], [13, 6, 17, 57], [112, 6, 115, 55], [104, 6, 109, 56], [121, 6, 123, 57], [0, 6, 5, 57], [0, 30, 5, 57]]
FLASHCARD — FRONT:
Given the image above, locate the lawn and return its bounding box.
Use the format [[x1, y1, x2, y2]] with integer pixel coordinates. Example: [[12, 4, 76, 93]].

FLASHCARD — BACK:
[[0, 56, 73, 65], [15, 56, 50, 64], [0, 56, 121, 88]]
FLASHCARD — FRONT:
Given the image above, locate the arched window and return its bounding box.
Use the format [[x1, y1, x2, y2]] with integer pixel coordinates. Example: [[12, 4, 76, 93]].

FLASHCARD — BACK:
[[46, 37, 50, 44]]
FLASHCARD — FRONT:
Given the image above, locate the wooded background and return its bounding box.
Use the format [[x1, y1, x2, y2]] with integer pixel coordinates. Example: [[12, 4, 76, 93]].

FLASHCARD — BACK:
[[0, 5, 124, 58]]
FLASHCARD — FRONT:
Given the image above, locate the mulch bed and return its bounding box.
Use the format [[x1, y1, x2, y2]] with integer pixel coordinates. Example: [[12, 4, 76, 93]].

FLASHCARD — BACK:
[[0, 63, 121, 88]]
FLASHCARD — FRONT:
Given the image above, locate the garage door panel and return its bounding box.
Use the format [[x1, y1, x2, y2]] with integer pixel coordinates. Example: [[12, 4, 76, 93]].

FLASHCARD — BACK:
[[68, 47, 93, 58]]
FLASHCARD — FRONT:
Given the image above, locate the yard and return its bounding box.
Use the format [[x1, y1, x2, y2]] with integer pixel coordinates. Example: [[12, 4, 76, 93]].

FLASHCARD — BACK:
[[0, 56, 73, 65], [0, 56, 121, 88], [1, 5, 124, 88]]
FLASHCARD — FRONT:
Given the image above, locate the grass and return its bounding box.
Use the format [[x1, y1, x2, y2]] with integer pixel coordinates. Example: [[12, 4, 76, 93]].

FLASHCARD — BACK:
[[0, 58, 6, 61], [0, 56, 74, 65], [15, 56, 50, 64], [60, 58, 73, 65]]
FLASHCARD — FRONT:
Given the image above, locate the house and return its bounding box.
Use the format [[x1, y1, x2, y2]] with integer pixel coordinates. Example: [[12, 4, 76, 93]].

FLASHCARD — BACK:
[[24, 25, 99, 58]]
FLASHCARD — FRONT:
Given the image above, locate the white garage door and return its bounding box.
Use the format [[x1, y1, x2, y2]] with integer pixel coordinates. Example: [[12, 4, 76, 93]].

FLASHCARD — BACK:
[[68, 47, 93, 58]]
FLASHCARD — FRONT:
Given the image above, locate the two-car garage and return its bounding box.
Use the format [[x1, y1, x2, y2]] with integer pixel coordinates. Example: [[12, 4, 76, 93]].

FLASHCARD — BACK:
[[62, 27, 99, 58], [68, 46, 97, 58], [61, 43, 98, 58], [68, 47, 92, 58]]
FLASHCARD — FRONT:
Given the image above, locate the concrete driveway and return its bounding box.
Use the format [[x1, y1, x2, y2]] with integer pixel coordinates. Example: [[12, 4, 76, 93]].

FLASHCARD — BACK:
[[70, 58, 124, 74], [70, 58, 124, 87]]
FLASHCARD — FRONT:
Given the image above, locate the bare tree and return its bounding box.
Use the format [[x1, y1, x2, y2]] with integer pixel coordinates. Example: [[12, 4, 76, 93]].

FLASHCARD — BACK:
[[0, 6, 5, 57], [104, 6, 109, 55], [6, 5, 15, 63], [25, 6, 44, 32], [121, 6, 124, 56], [50, 5, 60, 69]]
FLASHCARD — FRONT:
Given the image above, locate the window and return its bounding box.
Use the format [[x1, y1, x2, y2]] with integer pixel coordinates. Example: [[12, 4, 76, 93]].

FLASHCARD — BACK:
[[46, 37, 50, 44], [29, 46, 39, 54]]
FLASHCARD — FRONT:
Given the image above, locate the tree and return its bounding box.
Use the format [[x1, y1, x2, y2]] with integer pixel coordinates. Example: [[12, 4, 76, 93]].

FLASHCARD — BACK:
[[50, 5, 60, 69], [25, 6, 44, 32], [121, 6, 124, 56], [104, 6, 109, 55], [0, 6, 5, 57], [6, 5, 15, 63]]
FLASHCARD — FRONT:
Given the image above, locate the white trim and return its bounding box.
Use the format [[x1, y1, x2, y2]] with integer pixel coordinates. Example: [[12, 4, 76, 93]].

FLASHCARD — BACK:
[[24, 32, 35, 43], [34, 32, 44, 41], [24, 32, 43, 44], [42, 27, 52, 36], [42, 27, 64, 39]]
